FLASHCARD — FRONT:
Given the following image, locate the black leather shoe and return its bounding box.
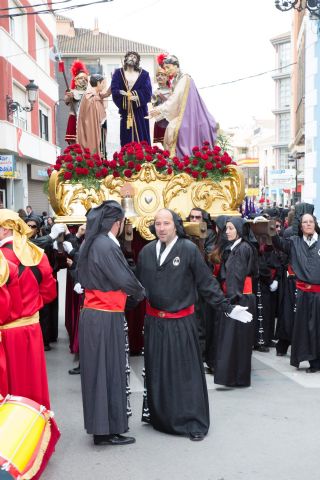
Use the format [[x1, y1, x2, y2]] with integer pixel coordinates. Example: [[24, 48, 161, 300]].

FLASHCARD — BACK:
[[306, 367, 320, 373], [189, 432, 205, 441], [68, 366, 80, 375], [93, 434, 136, 446], [276, 352, 286, 356], [204, 366, 214, 374], [255, 346, 270, 353], [44, 345, 51, 351]]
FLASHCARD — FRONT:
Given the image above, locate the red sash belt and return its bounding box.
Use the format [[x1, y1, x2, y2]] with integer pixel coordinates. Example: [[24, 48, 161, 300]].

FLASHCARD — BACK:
[[212, 264, 221, 278], [84, 289, 127, 311], [146, 302, 194, 318], [296, 281, 320, 293], [270, 268, 277, 280], [222, 276, 252, 295], [287, 265, 295, 277]]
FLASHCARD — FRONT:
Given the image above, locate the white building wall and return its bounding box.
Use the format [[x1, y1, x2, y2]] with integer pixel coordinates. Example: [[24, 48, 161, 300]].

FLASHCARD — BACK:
[[303, 17, 318, 209]]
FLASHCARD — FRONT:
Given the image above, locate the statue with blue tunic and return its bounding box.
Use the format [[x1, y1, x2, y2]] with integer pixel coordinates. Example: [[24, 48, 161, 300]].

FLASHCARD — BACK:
[[111, 51, 152, 146]]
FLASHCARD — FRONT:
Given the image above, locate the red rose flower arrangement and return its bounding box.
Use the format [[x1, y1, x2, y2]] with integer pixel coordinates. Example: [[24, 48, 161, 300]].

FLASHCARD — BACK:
[[48, 141, 236, 189], [109, 141, 173, 178], [48, 144, 109, 189], [171, 141, 236, 182]]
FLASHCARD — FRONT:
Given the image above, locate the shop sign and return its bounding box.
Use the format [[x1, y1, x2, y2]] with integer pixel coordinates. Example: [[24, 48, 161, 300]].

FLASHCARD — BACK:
[[30, 165, 49, 181], [0, 155, 16, 177]]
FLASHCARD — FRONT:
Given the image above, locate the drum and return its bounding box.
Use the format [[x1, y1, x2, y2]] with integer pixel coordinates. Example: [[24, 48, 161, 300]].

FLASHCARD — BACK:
[[0, 395, 58, 480]]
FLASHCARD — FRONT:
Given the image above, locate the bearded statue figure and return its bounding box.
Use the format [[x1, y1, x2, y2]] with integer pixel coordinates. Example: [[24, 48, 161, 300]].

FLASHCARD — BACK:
[[111, 51, 152, 146]]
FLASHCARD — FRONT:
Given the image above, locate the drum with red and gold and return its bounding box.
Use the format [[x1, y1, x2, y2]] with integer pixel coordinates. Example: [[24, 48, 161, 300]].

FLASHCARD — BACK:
[[0, 395, 60, 479]]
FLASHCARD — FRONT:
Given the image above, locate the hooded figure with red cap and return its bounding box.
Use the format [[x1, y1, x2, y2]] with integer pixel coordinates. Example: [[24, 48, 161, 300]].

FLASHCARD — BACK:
[[64, 60, 89, 144]]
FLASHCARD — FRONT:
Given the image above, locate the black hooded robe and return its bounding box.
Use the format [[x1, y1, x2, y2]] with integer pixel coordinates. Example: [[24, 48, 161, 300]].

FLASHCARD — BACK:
[[273, 234, 320, 367], [214, 240, 256, 387], [77, 202, 145, 436], [136, 237, 231, 436]]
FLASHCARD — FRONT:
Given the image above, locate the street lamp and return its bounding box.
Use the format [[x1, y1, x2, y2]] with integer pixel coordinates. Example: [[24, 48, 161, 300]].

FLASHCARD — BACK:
[[6, 80, 39, 119], [275, 0, 320, 18]]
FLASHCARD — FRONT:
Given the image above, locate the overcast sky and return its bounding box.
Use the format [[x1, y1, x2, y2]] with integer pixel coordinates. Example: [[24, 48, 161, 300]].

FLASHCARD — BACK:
[[57, 0, 292, 128]]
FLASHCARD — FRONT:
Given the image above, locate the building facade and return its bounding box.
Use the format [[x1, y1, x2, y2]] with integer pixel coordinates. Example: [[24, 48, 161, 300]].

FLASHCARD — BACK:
[[0, 1, 59, 213], [228, 119, 275, 203], [270, 31, 296, 205], [301, 12, 320, 215]]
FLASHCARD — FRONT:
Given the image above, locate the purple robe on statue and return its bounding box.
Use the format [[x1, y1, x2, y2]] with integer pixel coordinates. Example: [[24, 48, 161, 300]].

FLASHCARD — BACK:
[[159, 74, 217, 157], [175, 78, 217, 157], [111, 68, 152, 146]]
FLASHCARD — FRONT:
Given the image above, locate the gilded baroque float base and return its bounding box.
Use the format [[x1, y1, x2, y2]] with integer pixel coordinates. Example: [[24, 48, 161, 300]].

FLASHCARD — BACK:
[[48, 163, 245, 240]]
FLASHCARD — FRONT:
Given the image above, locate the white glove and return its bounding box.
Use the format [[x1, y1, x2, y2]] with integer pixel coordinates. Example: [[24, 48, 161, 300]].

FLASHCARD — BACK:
[[63, 241, 73, 254], [270, 280, 278, 292], [119, 89, 127, 96], [74, 283, 84, 294], [228, 305, 253, 323], [52, 240, 58, 250], [253, 216, 268, 223], [49, 223, 66, 240], [130, 95, 138, 101]]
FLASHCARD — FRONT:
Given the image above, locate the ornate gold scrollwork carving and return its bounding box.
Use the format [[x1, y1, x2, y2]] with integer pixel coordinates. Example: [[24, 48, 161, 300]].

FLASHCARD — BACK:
[[48, 164, 245, 237], [133, 215, 156, 241], [163, 173, 193, 205]]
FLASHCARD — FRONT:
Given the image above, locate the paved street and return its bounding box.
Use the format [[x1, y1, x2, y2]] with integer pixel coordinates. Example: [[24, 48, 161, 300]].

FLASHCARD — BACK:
[[43, 272, 320, 480]]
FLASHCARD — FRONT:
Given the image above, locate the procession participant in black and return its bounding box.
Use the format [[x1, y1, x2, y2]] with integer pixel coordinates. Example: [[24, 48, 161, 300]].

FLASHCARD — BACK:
[[254, 241, 282, 351], [205, 215, 229, 372], [76, 201, 145, 445], [136, 209, 252, 441], [214, 217, 258, 387], [186, 207, 216, 357], [272, 211, 320, 372], [275, 222, 296, 356], [186, 208, 216, 255]]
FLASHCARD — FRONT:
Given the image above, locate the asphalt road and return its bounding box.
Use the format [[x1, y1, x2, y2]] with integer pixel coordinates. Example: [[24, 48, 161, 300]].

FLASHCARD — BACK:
[[43, 271, 320, 480]]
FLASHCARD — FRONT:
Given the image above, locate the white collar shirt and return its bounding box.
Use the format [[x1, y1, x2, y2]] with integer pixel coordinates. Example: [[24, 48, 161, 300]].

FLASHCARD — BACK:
[[303, 232, 318, 247], [230, 238, 242, 251], [156, 236, 178, 266], [108, 231, 120, 247]]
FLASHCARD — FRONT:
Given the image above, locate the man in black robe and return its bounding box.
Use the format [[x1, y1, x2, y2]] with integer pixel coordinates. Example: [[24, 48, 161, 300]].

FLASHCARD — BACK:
[[76, 201, 145, 445], [272, 207, 320, 372], [186, 207, 216, 357], [136, 209, 252, 441]]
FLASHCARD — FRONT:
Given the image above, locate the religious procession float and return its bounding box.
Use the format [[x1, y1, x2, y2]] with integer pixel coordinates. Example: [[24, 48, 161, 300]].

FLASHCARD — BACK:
[[47, 140, 245, 240], [47, 54, 247, 240]]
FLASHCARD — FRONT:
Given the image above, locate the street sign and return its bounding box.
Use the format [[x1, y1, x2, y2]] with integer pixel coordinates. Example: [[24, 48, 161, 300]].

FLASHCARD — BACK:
[[269, 169, 296, 189]]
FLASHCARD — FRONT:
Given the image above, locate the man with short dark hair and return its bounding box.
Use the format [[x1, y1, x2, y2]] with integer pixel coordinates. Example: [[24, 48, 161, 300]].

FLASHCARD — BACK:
[[25, 205, 34, 219]]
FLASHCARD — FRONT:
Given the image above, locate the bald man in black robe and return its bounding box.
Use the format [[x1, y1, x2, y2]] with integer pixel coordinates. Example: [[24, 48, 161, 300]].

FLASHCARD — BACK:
[[136, 209, 252, 441]]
